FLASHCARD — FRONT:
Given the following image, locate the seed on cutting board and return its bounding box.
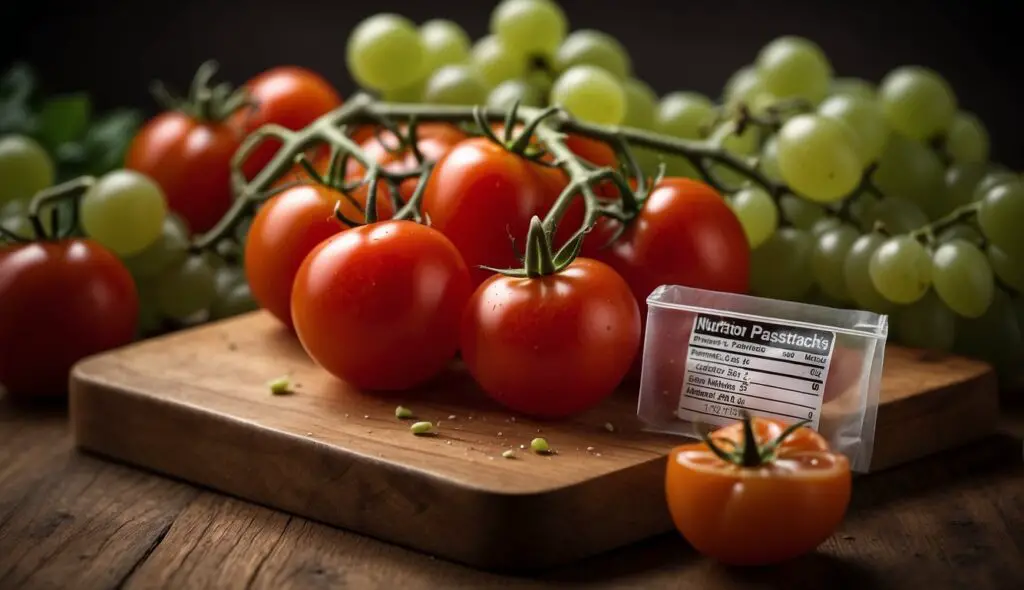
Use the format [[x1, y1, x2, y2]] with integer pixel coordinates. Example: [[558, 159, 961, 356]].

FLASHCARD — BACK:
[[531, 437, 551, 454], [267, 376, 291, 395], [604, 422, 616, 432], [395, 406, 413, 419], [410, 421, 435, 435], [448, 415, 456, 420], [502, 450, 516, 459], [587, 446, 596, 452]]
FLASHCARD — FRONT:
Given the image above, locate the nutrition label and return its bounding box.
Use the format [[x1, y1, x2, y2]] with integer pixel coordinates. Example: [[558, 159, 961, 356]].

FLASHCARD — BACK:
[[677, 313, 836, 430]]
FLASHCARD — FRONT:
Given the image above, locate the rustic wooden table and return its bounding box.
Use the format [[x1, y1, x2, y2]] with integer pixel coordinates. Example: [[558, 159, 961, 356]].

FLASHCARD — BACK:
[[2, 400, 1023, 590]]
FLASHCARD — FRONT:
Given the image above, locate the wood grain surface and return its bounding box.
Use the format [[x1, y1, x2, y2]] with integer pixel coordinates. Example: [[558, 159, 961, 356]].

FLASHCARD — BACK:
[[3, 401, 1023, 589], [69, 311, 1000, 570]]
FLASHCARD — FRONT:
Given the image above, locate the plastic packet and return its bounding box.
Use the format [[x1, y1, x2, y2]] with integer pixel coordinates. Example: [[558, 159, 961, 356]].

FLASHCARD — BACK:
[[636, 285, 888, 473]]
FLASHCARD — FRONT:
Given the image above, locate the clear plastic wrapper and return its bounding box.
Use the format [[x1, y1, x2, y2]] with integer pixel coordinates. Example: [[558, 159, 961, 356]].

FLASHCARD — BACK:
[[637, 285, 888, 473]]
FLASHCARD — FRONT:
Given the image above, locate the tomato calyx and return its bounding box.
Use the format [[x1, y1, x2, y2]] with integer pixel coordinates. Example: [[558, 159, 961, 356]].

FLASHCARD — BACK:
[[700, 411, 812, 468], [150, 60, 251, 125]]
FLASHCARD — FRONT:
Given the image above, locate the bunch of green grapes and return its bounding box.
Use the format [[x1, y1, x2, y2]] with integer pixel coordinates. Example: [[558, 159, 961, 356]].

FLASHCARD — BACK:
[[344, 0, 656, 130], [711, 36, 1023, 386]]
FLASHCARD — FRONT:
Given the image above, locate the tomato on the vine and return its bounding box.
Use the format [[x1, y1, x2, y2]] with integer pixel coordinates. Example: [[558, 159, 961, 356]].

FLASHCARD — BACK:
[[245, 183, 391, 329], [125, 108, 239, 235], [234, 66, 343, 179], [666, 416, 851, 566], [0, 239, 138, 399], [423, 137, 577, 288], [460, 257, 641, 418], [593, 177, 750, 311], [290, 220, 472, 391]]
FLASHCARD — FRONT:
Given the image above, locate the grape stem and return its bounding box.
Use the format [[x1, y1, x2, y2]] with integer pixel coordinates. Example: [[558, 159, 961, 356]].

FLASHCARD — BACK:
[[909, 202, 981, 245]]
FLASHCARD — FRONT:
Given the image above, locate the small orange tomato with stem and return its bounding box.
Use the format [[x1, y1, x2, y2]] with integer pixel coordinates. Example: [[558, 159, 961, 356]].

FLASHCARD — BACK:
[[665, 414, 852, 566]]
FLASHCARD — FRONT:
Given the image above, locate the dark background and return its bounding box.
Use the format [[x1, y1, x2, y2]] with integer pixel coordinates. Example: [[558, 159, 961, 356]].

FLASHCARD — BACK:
[[2, 0, 1022, 166]]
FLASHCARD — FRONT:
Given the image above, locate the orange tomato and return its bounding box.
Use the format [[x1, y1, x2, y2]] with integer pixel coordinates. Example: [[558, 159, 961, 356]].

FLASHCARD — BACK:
[[665, 415, 851, 566]]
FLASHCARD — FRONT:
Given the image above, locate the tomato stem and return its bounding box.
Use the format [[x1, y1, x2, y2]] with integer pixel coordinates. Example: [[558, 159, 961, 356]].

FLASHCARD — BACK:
[[697, 412, 813, 469], [149, 61, 251, 124]]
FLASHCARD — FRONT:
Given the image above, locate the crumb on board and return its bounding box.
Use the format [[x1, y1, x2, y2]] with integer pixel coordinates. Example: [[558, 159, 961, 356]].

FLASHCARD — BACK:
[[267, 376, 292, 395], [448, 415, 457, 420], [587, 446, 596, 452], [604, 422, 616, 432]]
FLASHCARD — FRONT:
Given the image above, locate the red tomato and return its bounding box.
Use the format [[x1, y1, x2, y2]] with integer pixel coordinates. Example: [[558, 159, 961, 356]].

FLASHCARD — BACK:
[[596, 177, 750, 313], [234, 66, 343, 179], [0, 240, 138, 399], [666, 416, 851, 566], [125, 111, 239, 234], [245, 184, 391, 329], [422, 138, 566, 288], [460, 257, 641, 418], [291, 220, 472, 391]]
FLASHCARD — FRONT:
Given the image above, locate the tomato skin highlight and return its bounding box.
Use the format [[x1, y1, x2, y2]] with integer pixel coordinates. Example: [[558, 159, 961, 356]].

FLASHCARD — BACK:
[[0, 239, 138, 399], [665, 418, 852, 567], [291, 220, 472, 391], [125, 111, 239, 234], [235, 66, 343, 178], [460, 258, 641, 419]]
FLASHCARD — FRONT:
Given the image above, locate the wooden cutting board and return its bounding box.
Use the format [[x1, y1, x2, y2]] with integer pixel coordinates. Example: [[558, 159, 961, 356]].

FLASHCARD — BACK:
[[69, 311, 999, 571]]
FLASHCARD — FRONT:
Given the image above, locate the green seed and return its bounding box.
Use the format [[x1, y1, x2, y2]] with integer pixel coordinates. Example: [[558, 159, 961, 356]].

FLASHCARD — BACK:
[[530, 437, 550, 454], [410, 421, 435, 435], [395, 405, 413, 419], [267, 376, 291, 395]]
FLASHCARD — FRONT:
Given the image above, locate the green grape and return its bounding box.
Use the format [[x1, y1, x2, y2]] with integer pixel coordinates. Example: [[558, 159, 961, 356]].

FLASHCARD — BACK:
[[553, 29, 631, 79], [81, 169, 167, 257], [988, 244, 1024, 292], [828, 77, 876, 101], [759, 135, 783, 183], [844, 233, 895, 313], [869, 235, 932, 304], [1, 200, 31, 239], [491, 0, 567, 58], [972, 169, 1017, 202], [755, 36, 832, 104], [655, 92, 715, 139], [977, 180, 1024, 259], [346, 14, 425, 92], [382, 79, 425, 103], [121, 213, 190, 279], [749, 228, 815, 301], [723, 66, 762, 107], [210, 283, 258, 321], [810, 216, 842, 237], [0, 135, 55, 205], [422, 65, 488, 106], [549, 65, 625, 125], [817, 95, 889, 164], [945, 111, 989, 164], [933, 162, 987, 219], [486, 79, 545, 110], [419, 19, 471, 72], [937, 224, 983, 246], [878, 66, 957, 141], [471, 35, 526, 88], [620, 78, 657, 129], [707, 120, 760, 189], [213, 264, 245, 298], [872, 135, 943, 208], [776, 114, 862, 203], [859, 196, 928, 234], [729, 187, 778, 248], [894, 291, 956, 351], [931, 239, 994, 318], [811, 223, 859, 302], [155, 255, 217, 322], [135, 279, 164, 337], [779, 195, 825, 229], [660, 155, 701, 179]]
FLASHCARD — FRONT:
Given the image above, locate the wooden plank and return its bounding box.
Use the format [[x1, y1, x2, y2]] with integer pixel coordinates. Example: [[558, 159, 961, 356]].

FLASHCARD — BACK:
[[68, 311, 1000, 571]]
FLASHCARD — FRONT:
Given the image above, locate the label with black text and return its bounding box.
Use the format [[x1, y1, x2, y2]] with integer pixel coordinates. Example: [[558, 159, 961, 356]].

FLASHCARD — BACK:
[[677, 313, 835, 430]]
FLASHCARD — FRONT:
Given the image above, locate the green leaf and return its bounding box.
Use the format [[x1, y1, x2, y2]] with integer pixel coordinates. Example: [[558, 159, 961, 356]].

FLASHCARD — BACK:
[[82, 109, 142, 175], [0, 62, 36, 104], [37, 93, 91, 148]]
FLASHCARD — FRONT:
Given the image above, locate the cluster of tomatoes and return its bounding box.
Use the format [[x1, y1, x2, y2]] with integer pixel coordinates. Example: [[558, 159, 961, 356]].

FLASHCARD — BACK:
[[243, 118, 751, 419]]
